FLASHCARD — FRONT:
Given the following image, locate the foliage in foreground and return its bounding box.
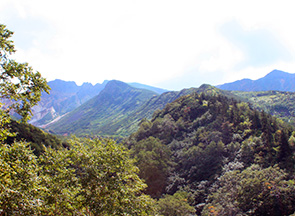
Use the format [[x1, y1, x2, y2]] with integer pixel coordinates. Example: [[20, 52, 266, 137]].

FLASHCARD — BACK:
[[0, 138, 155, 215], [0, 24, 50, 124], [0, 23, 155, 215]]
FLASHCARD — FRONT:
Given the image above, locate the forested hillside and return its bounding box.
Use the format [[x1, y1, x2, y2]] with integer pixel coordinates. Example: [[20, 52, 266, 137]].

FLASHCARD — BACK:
[[2, 23, 295, 215], [47, 80, 158, 136], [233, 90, 295, 127], [126, 91, 295, 215], [5, 120, 65, 155], [46, 84, 239, 137]]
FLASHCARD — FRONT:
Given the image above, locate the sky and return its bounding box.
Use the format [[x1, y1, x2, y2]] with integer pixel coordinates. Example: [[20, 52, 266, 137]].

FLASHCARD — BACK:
[[1, 0, 295, 90]]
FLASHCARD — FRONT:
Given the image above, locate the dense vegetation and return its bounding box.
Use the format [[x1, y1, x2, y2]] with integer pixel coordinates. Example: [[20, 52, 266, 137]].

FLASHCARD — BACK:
[[0, 24, 154, 215], [1, 138, 154, 215], [2, 23, 295, 215], [5, 120, 65, 155], [233, 90, 295, 127], [126, 92, 295, 215]]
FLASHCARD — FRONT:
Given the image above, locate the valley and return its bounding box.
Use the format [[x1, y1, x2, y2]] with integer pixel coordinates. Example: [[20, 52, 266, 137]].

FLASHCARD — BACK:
[[33, 70, 295, 139], [2, 65, 295, 215]]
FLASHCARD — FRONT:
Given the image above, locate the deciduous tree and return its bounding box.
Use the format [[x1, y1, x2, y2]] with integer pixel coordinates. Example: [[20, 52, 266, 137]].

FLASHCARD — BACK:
[[0, 23, 50, 141]]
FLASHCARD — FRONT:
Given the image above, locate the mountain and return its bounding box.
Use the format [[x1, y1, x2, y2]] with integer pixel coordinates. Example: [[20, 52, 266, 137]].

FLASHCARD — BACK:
[[128, 82, 168, 94], [46, 80, 158, 136], [46, 83, 239, 137], [127, 90, 295, 214], [100, 87, 199, 137], [126, 84, 239, 124], [29, 79, 107, 126], [29, 79, 167, 128], [217, 69, 295, 91]]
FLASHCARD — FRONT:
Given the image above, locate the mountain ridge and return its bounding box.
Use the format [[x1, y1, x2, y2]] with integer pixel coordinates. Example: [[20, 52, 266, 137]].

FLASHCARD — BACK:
[[46, 83, 239, 137], [46, 80, 158, 136], [217, 69, 295, 92], [30, 79, 108, 126], [30, 79, 167, 127]]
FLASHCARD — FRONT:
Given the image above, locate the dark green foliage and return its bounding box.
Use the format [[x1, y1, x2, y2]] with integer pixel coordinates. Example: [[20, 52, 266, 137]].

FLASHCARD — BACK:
[[202, 165, 295, 215], [5, 120, 64, 155], [130, 136, 172, 198], [0, 141, 44, 215], [0, 138, 155, 215], [156, 190, 196, 216], [128, 91, 295, 214]]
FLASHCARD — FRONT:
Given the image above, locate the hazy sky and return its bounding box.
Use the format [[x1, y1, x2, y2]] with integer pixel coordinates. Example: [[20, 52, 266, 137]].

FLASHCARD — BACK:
[[1, 0, 295, 90]]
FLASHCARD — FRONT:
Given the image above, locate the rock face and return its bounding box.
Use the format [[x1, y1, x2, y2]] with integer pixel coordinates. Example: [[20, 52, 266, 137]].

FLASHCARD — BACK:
[[46, 80, 158, 136], [29, 79, 107, 127], [28, 79, 168, 128]]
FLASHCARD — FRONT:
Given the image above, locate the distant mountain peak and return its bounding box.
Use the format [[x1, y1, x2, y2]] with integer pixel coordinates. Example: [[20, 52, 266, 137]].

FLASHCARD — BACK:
[[81, 82, 93, 87], [103, 80, 132, 91], [128, 82, 168, 95], [263, 69, 290, 79], [217, 69, 295, 92]]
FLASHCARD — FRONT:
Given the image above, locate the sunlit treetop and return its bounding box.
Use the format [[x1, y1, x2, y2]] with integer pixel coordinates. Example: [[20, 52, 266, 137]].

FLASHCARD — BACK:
[[0, 24, 50, 123], [0, 24, 50, 142]]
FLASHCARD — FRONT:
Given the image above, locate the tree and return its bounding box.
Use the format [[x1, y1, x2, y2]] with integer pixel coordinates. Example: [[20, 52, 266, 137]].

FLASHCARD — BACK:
[[0, 137, 156, 215], [69, 137, 155, 215], [0, 141, 44, 215], [130, 136, 171, 198], [202, 165, 295, 216], [38, 145, 82, 215], [156, 190, 196, 216], [0, 106, 14, 142], [0, 23, 50, 141], [0, 24, 155, 215]]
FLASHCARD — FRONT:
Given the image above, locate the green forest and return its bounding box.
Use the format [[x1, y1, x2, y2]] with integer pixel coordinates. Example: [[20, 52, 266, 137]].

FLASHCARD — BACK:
[[1, 24, 295, 215]]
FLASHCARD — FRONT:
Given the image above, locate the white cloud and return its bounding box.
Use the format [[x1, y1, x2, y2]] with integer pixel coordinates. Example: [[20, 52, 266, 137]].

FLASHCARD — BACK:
[[1, 0, 295, 90]]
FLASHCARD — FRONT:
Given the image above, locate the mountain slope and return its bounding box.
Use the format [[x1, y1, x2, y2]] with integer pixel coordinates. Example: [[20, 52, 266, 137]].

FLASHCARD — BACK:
[[46, 83, 239, 137], [46, 80, 158, 135], [127, 90, 295, 214], [129, 82, 168, 94], [6, 120, 65, 155], [232, 90, 295, 126], [127, 84, 239, 123], [217, 69, 295, 91], [30, 79, 107, 126]]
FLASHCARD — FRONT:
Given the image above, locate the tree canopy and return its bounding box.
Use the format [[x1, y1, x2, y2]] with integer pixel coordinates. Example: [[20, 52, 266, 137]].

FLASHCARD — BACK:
[[0, 24, 155, 215], [0, 24, 50, 135]]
